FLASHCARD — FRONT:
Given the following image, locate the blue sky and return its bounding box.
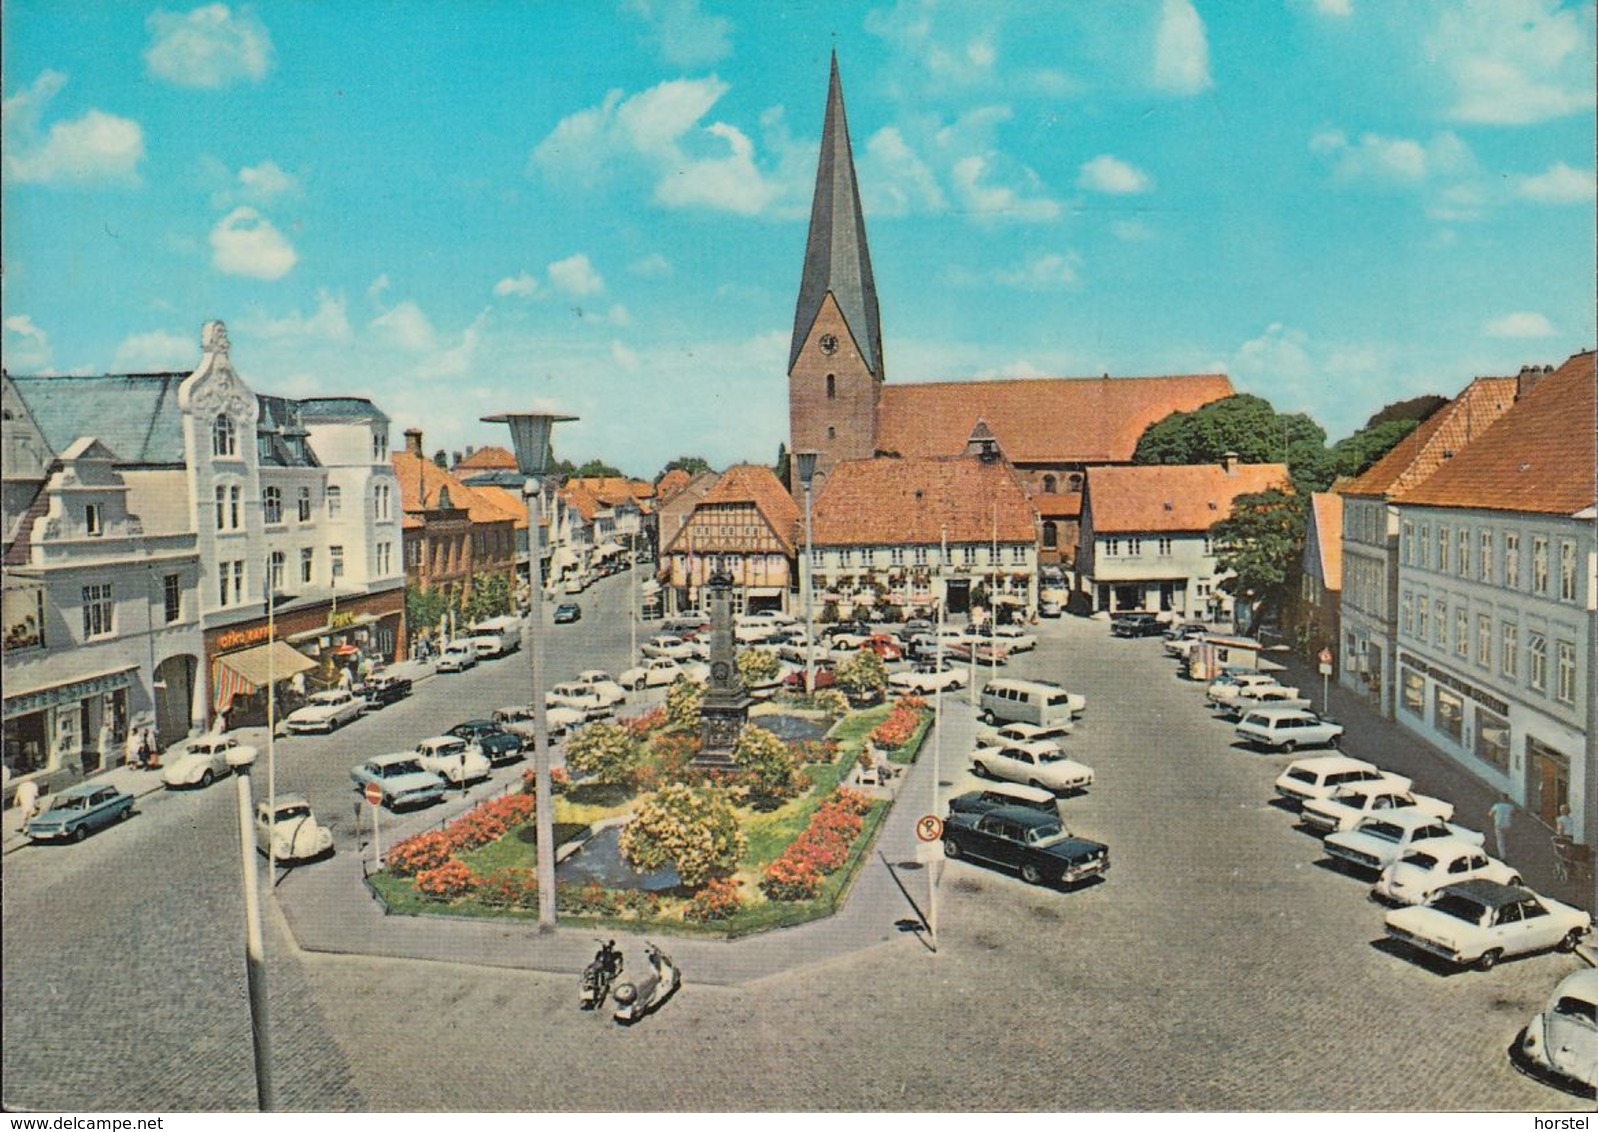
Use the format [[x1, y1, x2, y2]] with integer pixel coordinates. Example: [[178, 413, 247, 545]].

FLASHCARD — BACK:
[[3, 0, 1593, 477]]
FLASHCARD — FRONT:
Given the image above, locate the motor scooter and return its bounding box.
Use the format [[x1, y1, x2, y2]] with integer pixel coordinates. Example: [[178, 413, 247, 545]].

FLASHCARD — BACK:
[[610, 942, 680, 1025], [580, 939, 623, 1010]]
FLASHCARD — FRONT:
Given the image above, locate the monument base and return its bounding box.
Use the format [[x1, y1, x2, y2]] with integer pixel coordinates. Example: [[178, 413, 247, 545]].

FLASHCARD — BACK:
[[695, 696, 752, 767]]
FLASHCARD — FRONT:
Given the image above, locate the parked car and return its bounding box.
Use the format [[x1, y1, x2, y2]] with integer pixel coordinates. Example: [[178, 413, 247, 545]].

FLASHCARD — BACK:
[[1272, 754, 1410, 809], [619, 657, 708, 690], [980, 678, 1083, 727], [822, 621, 873, 640], [284, 688, 366, 734], [783, 665, 837, 692], [1111, 612, 1166, 638], [1205, 671, 1280, 705], [889, 661, 969, 695], [970, 740, 1094, 794], [255, 793, 334, 863], [469, 616, 522, 656], [641, 635, 696, 660], [572, 670, 628, 707], [162, 735, 253, 789], [1373, 841, 1522, 906], [1385, 879, 1590, 971], [1324, 810, 1484, 875], [1038, 598, 1062, 618], [1234, 707, 1344, 752], [1298, 780, 1454, 836], [662, 617, 709, 639], [1517, 969, 1598, 1093], [948, 640, 1009, 666], [24, 783, 134, 843], [436, 641, 479, 673], [942, 805, 1109, 887], [1216, 684, 1312, 719], [547, 682, 613, 719], [862, 634, 904, 661], [975, 721, 1074, 749], [946, 782, 1059, 819], [553, 602, 582, 624], [446, 720, 525, 765], [351, 754, 448, 810], [414, 736, 492, 785], [357, 672, 412, 709], [492, 704, 586, 742], [989, 625, 1037, 653]]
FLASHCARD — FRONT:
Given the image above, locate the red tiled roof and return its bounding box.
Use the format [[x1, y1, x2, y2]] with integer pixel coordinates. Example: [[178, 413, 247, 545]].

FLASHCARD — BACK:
[[560, 481, 601, 523], [1085, 461, 1290, 533], [472, 485, 529, 530], [1033, 494, 1081, 519], [682, 464, 801, 554], [1395, 352, 1596, 514], [565, 476, 656, 506], [1310, 492, 1343, 591], [812, 456, 1035, 545], [875, 374, 1234, 464], [456, 445, 515, 470], [655, 468, 693, 500], [392, 451, 520, 525], [1342, 377, 1518, 499]]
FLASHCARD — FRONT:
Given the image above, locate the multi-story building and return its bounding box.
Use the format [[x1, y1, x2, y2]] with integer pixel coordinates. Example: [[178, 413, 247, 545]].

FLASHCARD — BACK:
[[1077, 456, 1289, 620], [660, 465, 798, 615], [807, 451, 1037, 620], [1337, 377, 1518, 714], [1295, 491, 1344, 658], [1390, 352, 1595, 843], [394, 429, 520, 610]]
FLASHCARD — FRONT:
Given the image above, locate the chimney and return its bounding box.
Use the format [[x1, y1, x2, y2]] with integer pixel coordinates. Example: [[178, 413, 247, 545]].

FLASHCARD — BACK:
[[404, 428, 423, 458], [1221, 451, 1239, 475], [1516, 364, 1548, 401]]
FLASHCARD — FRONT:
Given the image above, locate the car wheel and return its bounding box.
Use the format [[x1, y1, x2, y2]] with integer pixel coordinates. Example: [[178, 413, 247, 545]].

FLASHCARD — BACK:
[[943, 838, 962, 860], [1507, 873, 1522, 887], [1281, 741, 1297, 754], [1558, 929, 1584, 953], [1327, 734, 1341, 749], [116, 806, 131, 823], [972, 761, 990, 779], [981, 709, 996, 725], [200, 769, 214, 788], [1020, 862, 1044, 885], [634, 679, 647, 691], [71, 825, 88, 843], [1476, 948, 1502, 972], [1028, 779, 1047, 792]]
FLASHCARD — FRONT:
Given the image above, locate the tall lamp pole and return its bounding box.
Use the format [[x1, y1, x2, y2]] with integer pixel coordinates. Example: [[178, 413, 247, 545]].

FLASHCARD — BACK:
[[483, 410, 575, 931], [794, 451, 819, 694]]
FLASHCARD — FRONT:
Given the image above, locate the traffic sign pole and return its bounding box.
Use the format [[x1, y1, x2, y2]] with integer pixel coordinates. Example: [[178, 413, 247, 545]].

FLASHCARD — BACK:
[[364, 783, 384, 868], [1318, 648, 1334, 714]]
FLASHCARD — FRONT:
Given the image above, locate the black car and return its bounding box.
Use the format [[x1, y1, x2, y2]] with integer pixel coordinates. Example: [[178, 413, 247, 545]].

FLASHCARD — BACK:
[[447, 720, 526, 765], [1110, 613, 1165, 638], [946, 786, 1059, 819], [553, 602, 582, 624], [357, 673, 413, 708], [942, 805, 1109, 887], [823, 621, 872, 639]]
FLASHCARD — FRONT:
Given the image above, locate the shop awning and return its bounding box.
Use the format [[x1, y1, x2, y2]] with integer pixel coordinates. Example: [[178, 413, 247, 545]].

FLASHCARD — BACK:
[[594, 542, 625, 558], [552, 548, 580, 569], [213, 642, 317, 712]]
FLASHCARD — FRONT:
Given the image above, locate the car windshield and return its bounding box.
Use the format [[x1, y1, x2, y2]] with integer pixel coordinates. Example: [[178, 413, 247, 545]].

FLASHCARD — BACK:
[[310, 692, 340, 705], [1025, 822, 1070, 846], [1036, 751, 1069, 765], [48, 796, 88, 812], [1554, 996, 1598, 1024], [273, 805, 311, 821], [1429, 893, 1489, 926], [1360, 821, 1404, 842], [1046, 693, 1072, 707], [380, 760, 424, 776], [1399, 851, 1439, 870]]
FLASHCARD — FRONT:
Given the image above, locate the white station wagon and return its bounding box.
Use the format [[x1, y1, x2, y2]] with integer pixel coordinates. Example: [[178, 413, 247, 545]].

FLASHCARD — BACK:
[[1273, 755, 1410, 808], [1235, 707, 1344, 752]]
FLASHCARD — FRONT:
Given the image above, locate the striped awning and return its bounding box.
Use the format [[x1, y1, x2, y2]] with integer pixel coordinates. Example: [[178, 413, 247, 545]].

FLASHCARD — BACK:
[[213, 642, 317, 712]]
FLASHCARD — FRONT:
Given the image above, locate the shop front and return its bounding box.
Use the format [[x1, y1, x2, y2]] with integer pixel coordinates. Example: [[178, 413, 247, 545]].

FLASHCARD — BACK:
[[3, 669, 134, 792]]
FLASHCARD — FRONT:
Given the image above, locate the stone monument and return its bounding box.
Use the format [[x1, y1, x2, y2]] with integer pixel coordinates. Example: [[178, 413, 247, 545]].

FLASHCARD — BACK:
[[695, 570, 750, 767]]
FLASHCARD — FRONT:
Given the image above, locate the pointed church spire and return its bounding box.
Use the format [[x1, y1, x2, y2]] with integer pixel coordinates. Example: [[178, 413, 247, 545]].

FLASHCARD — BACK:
[[790, 52, 883, 378]]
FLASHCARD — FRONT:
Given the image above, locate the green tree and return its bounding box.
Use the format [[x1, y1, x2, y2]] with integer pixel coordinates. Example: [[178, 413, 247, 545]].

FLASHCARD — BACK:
[[405, 585, 450, 641], [732, 724, 803, 800], [566, 459, 623, 481], [1134, 394, 1334, 493], [1211, 488, 1307, 632], [463, 572, 512, 623], [665, 675, 704, 731], [736, 649, 780, 686], [1363, 394, 1447, 430], [834, 647, 887, 701], [618, 782, 746, 889], [773, 441, 789, 488], [658, 455, 712, 481], [1328, 418, 1421, 480], [565, 721, 643, 787]]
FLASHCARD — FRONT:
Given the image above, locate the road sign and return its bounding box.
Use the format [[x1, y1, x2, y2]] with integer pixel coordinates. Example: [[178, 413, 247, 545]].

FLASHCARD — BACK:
[[1318, 648, 1333, 664], [363, 782, 383, 807], [916, 815, 944, 842]]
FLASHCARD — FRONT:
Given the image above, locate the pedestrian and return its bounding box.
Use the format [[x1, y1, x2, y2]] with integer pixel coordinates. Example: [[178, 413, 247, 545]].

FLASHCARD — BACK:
[[125, 728, 143, 771], [15, 777, 40, 821], [1555, 803, 1576, 841], [1488, 793, 1515, 860], [338, 665, 352, 692], [140, 728, 159, 770]]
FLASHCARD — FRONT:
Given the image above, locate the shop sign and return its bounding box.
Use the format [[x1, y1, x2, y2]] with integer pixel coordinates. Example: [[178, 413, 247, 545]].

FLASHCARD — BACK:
[[329, 611, 359, 630], [215, 623, 273, 651], [4, 669, 133, 719], [1397, 651, 1508, 716]]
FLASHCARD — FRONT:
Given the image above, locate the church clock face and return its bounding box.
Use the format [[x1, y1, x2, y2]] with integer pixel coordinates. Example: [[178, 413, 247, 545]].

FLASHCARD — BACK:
[[818, 333, 839, 356]]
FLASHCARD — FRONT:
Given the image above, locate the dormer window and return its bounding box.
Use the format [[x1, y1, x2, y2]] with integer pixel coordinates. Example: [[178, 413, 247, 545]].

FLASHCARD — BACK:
[[213, 414, 237, 457], [1042, 474, 1057, 494]]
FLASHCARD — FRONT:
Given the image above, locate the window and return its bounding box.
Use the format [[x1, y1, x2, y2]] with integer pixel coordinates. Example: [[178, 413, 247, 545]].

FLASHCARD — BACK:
[[1401, 668, 1425, 717], [1042, 524, 1058, 550], [826, 426, 836, 440], [1434, 687, 1463, 742], [232, 561, 244, 605], [810, 546, 824, 568], [826, 374, 836, 400], [263, 487, 282, 524], [327, 486, 342, 518], [1455, 608, 1468, 658], [1128, 537, 1142, 555], [1010, 545, 1026, 565], [1476, 615, 1491, 668], [1532, 537, 1549, 594], [1042, 474, 1057, 494], [1402, 521, 1414, 566], [374, 484, 391, 521], [1401, 591, 1414, 636], [1158, 537, 1173, 556], [215, 485, 227, 529], [959, 546, 974, 566], [330, 546, 345, 580], [1438, 527, 1450, 573], [372, 431, 388, 461], [1202, 534, 1213, 556], [1528, 632, 1547, 692], [377, 542, 393, 576], [217, 562, 229, 606], [1502, 623, 1518, 679], [913, 546, 928, 565], [298, 487, 312, 522], [1479, 531, 1494, 584], [1474, 707, 1510, 772], [1556, 640, 1576, 704], [889, 547, 905, 566], [1505, 532, 1520, 588], [213, 414, 236, 457], [1434, 599, 1446, 648], [84, 502, 103, 536], [163, 574, 181, 623], [268, 551, 285, 594], [1419, 524, 1430, 568], [1105, 538, 1120, 557], [1560, 541, 1577, 601], [1457, 528, 1469, 577], [1416, 597, 1428, 641], [300, 548, 314, 584], [81, 583, 113, 638]]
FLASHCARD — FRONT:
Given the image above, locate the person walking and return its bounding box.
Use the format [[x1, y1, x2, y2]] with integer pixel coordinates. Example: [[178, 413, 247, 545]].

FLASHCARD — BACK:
[[1488, 794, 1515, 860], [15, 777, 40, 821]]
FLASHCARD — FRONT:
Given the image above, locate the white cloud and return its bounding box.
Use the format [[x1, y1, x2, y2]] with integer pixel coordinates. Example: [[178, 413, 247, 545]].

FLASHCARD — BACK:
[[604, 305, 633, 327], [1313, 0, 1353, 15], [1233, 322, 1314, 387], [369, 301, 437, 352], [1111, 219, 1156, 241], [1485, 311, 1556, 338], [236, 160, 297, 200], [627, 253, 672, 278], [862, 126, 948, 217], [417, 312, 486, 380], [1516, 161, 1593, 204], [367, 275, 391, 303], [144, 4, 273, 89], [1077, 154, 1153, 195], [1153, 0, 1214, 95], [3, 315, 52, 369], [950, 154, 1061, 223], [622, 0, 731, 67], [209, 206, 296, 279], [993, 252, 1081, 289], [114, 330, 197, 372], [548, 254, 605, 297], [1311, 128, 1473, 184], [493, 272, 540, 298], [611, 340, 640, 372], [1428, 0, 1594, 125], [239, 292, 352, 341], [1, 72, 145, 186]]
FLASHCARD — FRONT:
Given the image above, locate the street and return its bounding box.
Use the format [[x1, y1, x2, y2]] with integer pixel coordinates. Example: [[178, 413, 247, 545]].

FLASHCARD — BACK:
[[3, 580, 1590, 1111]]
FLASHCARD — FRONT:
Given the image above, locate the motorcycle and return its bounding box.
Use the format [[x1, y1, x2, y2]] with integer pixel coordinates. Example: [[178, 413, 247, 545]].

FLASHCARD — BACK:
[[610, 942, 680, 1025], [579, 939, 623, 1011]]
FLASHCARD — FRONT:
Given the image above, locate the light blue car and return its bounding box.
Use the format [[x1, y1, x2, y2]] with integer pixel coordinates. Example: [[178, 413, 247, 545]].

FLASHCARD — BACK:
[[25, 783, 135, 843], [350, 754, 447, 810]]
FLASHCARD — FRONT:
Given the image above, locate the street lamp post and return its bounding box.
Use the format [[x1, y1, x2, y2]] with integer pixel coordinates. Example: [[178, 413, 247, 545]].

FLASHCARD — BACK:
[[794, 451, 819, 694], [483, 410, 575, 931]]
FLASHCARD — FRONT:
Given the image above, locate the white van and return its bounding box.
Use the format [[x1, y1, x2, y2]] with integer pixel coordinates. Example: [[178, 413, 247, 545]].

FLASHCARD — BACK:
[[978, 679, 1084, 728], [470, 616, 522, 658]]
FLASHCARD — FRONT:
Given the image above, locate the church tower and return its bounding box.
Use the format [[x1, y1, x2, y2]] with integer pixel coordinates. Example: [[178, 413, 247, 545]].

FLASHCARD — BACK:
[[789, 52, 883, 492]]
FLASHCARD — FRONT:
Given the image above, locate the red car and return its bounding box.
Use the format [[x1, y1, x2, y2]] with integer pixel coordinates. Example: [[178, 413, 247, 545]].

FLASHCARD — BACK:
[[783, 666, 837, 692], [864, 634, 903, 662]]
